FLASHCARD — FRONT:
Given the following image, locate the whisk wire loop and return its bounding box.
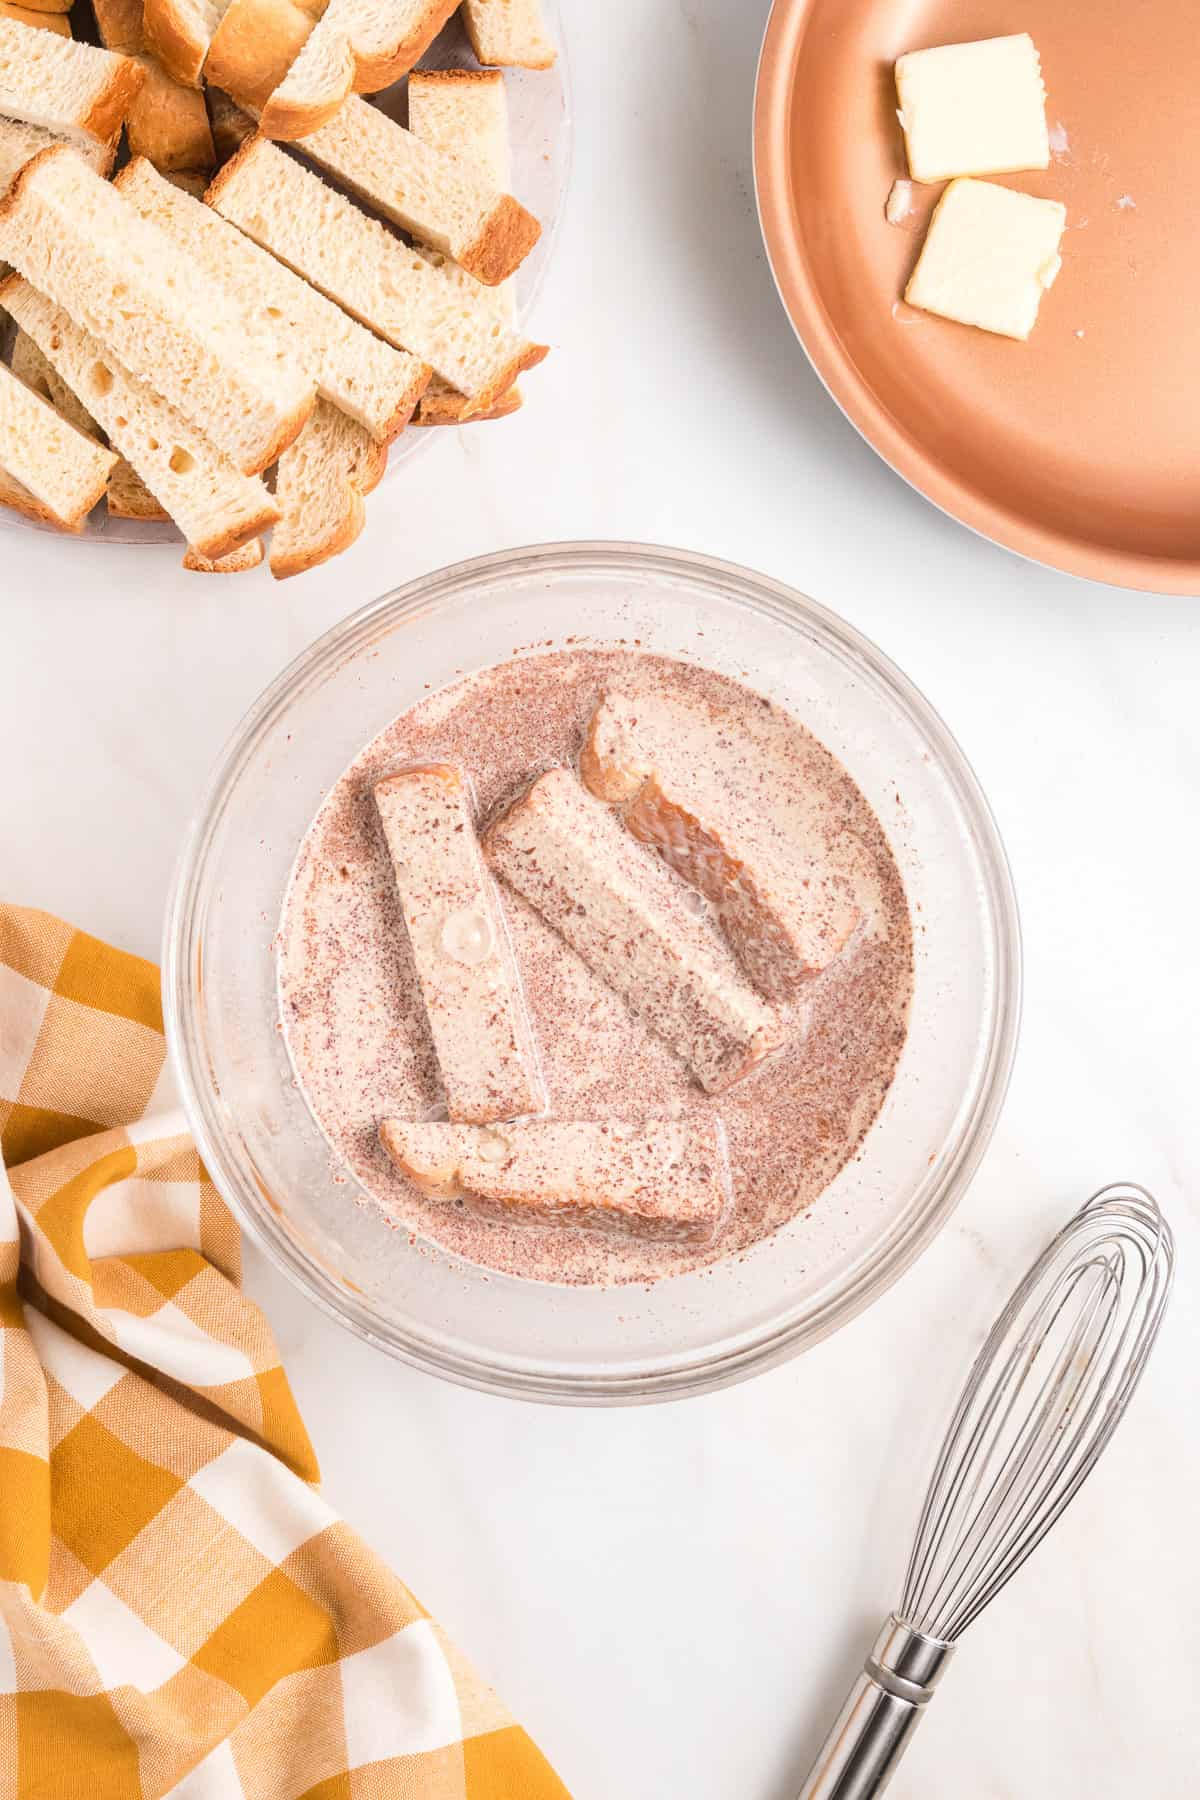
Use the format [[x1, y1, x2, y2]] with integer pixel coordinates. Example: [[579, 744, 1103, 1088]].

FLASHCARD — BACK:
[[900, 1184, 1172, 1643]]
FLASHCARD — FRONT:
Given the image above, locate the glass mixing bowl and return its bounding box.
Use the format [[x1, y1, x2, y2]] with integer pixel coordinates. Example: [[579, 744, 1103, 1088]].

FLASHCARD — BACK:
[[164, 543, 1021, 1403]]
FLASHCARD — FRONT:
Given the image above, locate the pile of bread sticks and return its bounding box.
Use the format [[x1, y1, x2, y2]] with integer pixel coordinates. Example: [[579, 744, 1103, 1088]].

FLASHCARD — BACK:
[[0, 0, 553, 575]]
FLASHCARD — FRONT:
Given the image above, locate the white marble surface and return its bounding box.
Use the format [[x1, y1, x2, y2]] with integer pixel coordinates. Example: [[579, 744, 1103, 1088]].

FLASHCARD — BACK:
[[2, 4, 1199, 1795]]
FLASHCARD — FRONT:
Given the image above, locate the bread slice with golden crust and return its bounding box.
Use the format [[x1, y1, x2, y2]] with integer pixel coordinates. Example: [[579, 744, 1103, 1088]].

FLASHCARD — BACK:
[[0, 356, 117, 528], [460, 0, 555, 70], [257, 0, 457, 140], [203, 0, 322, 113], [8, 321, 167, 520], [293, 96, 540, 286], [379, 1119, 731, 1247], [0, 16, 144, 144], [2, 273, 279, 559], [207, 134, 546, 416], [269, 398, 387, 578], [0, 144, 315, 475], [407, 67, 522, 426], [143, 0, 230, 86], [0, 116, 116, 199], [183, 535, 263, 570]]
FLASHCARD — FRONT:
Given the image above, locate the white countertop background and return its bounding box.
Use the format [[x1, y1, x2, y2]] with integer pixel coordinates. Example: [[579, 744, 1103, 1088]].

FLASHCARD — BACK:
[[3, 4, 1198, 1795]]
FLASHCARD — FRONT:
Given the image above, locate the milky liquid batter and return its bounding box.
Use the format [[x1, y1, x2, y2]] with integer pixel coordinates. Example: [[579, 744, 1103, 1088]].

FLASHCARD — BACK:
[[277, 648, 913, 1285]]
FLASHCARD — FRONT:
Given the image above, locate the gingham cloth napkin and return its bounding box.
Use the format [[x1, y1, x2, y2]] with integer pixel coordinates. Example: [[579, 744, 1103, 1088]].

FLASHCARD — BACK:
[[0, 904, 570, 1800]]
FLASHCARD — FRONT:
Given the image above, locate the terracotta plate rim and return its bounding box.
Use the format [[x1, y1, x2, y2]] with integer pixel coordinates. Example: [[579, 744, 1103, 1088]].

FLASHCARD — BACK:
[[753, 0, 1200, 597]]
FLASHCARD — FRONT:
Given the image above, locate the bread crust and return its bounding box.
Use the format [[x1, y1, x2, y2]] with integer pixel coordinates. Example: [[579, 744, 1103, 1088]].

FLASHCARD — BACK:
[[127, 55, 215, 171], [91, 0, 144, 52], [0, 367, 115, 527], [461, 0, 555, 69], [204, 0, 317, 113], [460, 338, 546, 420], [269, 481, 363, 578], [353, 431, 387, 493], [259, 0, 458, 139], [457, 190, 540, 286], [142, 0, 208, 86], [192, 495, 279, 561], [407, 67, 504, 92], [414, 380, 521, 426], [0, 469, 74, 528], [183, 535, 264, 570], [0, 7, 71, 35], [257, 36, 352, 138]]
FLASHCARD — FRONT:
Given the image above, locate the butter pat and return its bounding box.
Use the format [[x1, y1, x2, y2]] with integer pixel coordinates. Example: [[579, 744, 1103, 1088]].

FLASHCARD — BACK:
[[906, 179, 1066, 340], [896, 34, 1049, 183]]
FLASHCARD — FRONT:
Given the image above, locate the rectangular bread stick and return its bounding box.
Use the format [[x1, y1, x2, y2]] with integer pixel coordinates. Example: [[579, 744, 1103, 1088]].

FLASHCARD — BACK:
[[582, 693, 861, 999], [483, 767, 785, 1094], [380, 1118, 731, 1247], [374, 763, 545, 1124]]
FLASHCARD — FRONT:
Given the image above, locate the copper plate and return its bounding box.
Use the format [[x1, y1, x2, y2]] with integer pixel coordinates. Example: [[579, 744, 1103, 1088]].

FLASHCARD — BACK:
[[755, 0, 1200, 593]]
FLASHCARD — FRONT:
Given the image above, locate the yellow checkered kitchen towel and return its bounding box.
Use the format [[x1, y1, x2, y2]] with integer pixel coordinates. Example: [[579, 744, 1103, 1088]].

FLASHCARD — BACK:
[[0, 905, 571, 1800]]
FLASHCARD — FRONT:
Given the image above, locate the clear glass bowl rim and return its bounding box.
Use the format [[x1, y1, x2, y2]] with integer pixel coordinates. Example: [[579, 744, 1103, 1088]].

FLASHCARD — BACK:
[[163, 540, 1022, 1404]]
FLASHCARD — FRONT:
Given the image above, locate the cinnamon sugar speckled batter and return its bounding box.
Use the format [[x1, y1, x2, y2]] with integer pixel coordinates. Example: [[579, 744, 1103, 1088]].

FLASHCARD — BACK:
[[278, 649, 912, 1286]]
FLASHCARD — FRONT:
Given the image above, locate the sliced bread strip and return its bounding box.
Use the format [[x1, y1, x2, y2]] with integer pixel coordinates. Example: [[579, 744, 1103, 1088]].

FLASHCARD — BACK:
[[2, 274, 279, 557], [204, 0, 322, 114], [294, 96, 539, 286], [379, 1119, 730, 1247], [0, 117, 116, 194], [143, 0, 231, 86], [408, 67, 521, 425], [0, 355, 117, 528], [408, 67, 512, 183], [0, 8, 71, 35], [0, 16, 145, 144], [258, 0, 457, 139], [0, 145, 315, 474], [269, 396, 385, 578], [460, 0, 554, 70], [485, 767, 785, 1095], [208, 136, 547, 415], [118, 156, 428, 441], [372, 764, 545, 1119], [183, 535, 263, 570], [0, 460, 60, 525], [10, 0, 72, 13], [9, 319, 166, 517]]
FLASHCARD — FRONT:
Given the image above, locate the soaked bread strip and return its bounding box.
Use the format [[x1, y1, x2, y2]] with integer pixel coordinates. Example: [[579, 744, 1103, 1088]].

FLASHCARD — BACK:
[[484, 766, 784, 1094], [582, 692, 861, 1000], [374, 763, 545, 1125], [380, 1119, 731, 1247]]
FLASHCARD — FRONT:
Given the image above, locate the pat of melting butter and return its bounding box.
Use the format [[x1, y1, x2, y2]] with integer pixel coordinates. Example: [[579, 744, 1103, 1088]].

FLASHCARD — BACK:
[[896, 34, 1050, 184], [905, 178, 1067, 341]]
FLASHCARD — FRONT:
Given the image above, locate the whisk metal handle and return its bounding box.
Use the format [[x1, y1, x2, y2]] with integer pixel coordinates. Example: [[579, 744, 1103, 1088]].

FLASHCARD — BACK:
[[797, 1616, 954, 1799]]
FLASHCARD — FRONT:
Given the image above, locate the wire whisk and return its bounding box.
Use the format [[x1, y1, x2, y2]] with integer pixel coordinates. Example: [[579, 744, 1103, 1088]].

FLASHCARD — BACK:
[[799, 1183, 1174, 1799]]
